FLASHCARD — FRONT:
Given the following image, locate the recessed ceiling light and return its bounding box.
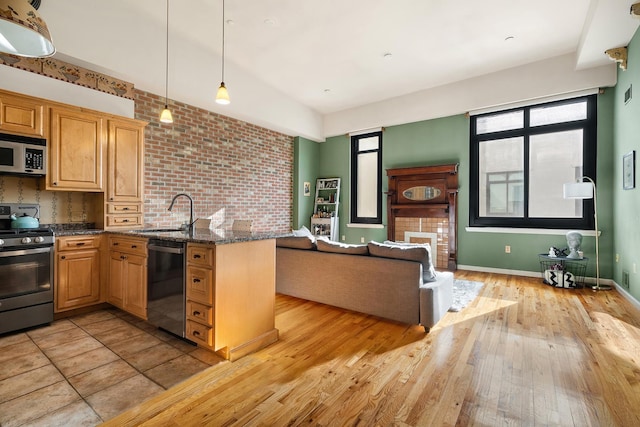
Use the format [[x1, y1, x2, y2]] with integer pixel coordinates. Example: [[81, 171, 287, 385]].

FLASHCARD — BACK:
[[383, 53, 393, 60], [264, 18, 276, 26], [324, 89, 331, 93], [226, 19, 235, 25], [504, 36, 515, 41]]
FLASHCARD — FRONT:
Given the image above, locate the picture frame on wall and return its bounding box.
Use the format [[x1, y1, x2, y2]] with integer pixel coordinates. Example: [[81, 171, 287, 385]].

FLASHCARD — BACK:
[[623, 150, 635, 190], [303, 182, 311, 196]]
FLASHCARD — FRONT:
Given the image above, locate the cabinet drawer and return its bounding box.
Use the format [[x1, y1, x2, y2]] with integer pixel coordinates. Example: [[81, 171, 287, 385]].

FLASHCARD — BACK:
[[186, 320, 213, 346], [186, 300, 213, 325], [106, 214, 143, 227], [109, 236, 147, 256], [57, 235, 101, 251], [107, 203, 142, 214], [186, 266, 213, 305], [187, 244, 214, 267]]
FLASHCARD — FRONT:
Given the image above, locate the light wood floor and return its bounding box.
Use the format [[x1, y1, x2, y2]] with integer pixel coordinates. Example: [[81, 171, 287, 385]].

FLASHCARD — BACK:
[[102, 271, 640, 426]]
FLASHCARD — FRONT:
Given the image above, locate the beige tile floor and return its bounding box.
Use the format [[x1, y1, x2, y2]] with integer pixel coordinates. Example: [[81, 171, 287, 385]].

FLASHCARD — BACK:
[[0, 308, 226, 426]]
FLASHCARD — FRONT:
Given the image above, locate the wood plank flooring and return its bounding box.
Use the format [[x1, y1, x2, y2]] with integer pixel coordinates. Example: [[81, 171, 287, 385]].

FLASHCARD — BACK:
[[102, 271, 640, 426]]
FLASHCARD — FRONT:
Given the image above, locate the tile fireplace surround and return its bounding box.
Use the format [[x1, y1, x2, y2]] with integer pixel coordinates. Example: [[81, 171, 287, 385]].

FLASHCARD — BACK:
[[393, 217, 450, 269]]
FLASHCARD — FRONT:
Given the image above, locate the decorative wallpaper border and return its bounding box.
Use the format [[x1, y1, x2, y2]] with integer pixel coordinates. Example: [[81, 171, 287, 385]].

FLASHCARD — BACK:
[[0, 53, 135, 100]]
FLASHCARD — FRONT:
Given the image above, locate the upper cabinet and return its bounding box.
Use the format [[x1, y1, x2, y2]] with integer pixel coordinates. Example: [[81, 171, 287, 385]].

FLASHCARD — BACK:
[[48, 107, 106, 191], [104, 118, 146, 229], [0, 92, 46, 137]]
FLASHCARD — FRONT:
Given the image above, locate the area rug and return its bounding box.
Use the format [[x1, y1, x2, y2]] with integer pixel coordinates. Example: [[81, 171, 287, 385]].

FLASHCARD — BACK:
[[449, 279, 485, 312]]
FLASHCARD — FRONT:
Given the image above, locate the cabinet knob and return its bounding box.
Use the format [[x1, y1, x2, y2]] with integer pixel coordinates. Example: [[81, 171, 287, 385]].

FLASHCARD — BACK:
[[193, 311, 201, 316], [76, 242, 85, 246], [113, 242, 119, 246], [122, 207, 129, 211], [61, 255, 66, 259], [193, 254, 201, 259], [53, 182, 58, 186], [131, 245, 137, 248], [110, 197, 114, 201], [193, 278, 201, 283], [192, 331, 200, 336], [122, 219, 129, 223]]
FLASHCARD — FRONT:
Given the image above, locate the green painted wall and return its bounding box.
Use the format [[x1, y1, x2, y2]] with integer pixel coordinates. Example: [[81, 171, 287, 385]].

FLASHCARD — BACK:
[[293, 137, 320, 230], [294, 93, 615, 281], [612, 27, 640, 300]]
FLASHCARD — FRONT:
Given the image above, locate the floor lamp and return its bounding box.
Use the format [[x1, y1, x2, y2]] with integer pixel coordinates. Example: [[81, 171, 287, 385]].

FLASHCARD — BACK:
[[563, 177, 611, 290]]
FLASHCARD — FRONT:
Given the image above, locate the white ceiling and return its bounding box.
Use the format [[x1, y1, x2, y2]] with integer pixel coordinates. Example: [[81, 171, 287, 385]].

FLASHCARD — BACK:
[[36, 0, 639, 140]]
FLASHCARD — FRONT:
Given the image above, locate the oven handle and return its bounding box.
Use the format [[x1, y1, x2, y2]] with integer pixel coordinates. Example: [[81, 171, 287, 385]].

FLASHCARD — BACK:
[[0, 246, 52, 257]]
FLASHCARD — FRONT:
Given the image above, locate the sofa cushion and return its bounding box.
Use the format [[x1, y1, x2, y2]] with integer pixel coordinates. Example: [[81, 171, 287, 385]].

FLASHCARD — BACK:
[[292, 225, 314, 238], [369, 241, 437, 282], [276, 236, 316, 250], [316, 238, 369, 255]]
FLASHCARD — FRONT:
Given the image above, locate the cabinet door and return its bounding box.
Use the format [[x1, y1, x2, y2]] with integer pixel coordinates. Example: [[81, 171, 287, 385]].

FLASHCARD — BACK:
[[55, 249, 100, 312], [108, 251, 125, 308], [123, 253, 147, 319], [49, 107, 105, 191], [107, 119, 144, 202], [0, 93, 45, 137]]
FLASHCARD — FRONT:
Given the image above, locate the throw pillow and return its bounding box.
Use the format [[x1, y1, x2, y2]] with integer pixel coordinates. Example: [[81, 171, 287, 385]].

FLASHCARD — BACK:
[[316, 237, 369, 255], [368, 241, 437, 282], [292, 225, 313, 238]]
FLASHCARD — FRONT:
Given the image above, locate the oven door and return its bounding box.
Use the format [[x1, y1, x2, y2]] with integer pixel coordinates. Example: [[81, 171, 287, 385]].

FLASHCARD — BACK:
[[0, 246, 53, 312]]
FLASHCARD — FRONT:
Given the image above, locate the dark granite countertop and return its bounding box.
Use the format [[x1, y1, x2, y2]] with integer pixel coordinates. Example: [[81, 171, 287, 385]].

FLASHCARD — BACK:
[[54, 228, 288, 245]]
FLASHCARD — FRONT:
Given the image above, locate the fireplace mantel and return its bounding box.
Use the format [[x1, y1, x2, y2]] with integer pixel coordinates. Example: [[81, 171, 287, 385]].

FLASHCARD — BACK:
[[386, 164, 459, 270]]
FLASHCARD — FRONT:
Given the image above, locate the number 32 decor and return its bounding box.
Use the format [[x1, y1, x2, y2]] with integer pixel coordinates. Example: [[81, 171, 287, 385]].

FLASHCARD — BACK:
[[623, 150, 635, 190]]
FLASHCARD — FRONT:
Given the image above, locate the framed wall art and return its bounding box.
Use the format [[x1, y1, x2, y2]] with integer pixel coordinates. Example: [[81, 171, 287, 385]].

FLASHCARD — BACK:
[[623, 150, 635, 190]]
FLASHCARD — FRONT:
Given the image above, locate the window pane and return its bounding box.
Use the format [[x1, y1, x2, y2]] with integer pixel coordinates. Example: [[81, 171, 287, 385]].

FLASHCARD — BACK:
[[476, 111, 524, 134], [357, 152, 378, 218], [358, 136, 379, 151], [530, 101, 587, 126], [479, 137, 524, 217], [529, 130, 583, 218]]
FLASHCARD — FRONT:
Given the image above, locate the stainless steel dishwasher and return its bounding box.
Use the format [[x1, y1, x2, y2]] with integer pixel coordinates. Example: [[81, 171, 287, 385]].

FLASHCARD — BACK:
[[147, 239, 186, 337]]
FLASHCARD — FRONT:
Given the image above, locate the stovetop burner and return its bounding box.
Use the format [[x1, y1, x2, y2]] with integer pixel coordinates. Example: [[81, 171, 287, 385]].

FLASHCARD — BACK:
[[0, 227, 54, 236]]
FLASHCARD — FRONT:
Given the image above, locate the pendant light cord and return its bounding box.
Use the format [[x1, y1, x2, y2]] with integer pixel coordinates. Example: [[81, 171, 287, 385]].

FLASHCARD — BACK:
[[221, 0, 225, 83], [165, 0, 170, 105]]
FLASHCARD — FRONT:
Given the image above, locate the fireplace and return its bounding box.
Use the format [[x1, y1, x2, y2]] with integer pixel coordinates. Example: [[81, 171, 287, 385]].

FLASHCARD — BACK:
[[387, 164, 459, 270]]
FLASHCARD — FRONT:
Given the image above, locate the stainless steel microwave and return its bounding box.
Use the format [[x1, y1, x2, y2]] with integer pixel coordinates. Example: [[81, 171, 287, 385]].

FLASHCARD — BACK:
[[0, 133, 46, 176]]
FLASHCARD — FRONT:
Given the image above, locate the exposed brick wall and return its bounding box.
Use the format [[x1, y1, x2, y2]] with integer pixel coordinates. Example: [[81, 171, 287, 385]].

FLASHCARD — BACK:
[[134, 90, 294, 232]]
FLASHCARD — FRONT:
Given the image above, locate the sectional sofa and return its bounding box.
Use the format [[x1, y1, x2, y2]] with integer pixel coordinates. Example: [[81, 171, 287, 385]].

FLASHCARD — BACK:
[[275, 236, 454, 332]]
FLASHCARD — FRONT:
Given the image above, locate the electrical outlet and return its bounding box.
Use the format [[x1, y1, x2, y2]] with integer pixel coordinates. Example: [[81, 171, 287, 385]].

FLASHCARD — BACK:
[[505, 245, 511, 254], [623, 271, 630, 289], [616, 253, 620, 263], [634, 263, 637, 274], [341, 235, 346, 241], [360, 237, 365, 243]]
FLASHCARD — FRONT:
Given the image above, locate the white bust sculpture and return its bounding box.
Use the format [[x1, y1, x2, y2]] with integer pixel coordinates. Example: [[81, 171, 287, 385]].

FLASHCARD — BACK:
[[566, 231, 583, 259]]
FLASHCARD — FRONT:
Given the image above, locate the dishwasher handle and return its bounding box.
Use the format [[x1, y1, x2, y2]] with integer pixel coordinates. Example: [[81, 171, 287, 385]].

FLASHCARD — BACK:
[[148, 243, 185, 255]]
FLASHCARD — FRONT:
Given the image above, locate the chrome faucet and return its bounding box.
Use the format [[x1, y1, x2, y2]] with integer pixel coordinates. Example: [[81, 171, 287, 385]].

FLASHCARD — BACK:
[[168, 193, 194, 231]]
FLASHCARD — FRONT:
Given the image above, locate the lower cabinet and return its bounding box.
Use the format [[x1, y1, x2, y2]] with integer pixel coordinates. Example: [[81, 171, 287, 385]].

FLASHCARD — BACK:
[[186, 240, 278, 361], [108, 236, 148, 319], [55, 235, 103, 312]]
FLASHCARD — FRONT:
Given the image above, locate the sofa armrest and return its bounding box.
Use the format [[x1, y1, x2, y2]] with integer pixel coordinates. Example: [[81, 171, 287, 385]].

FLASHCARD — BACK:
[[419, 271, 454, 331]]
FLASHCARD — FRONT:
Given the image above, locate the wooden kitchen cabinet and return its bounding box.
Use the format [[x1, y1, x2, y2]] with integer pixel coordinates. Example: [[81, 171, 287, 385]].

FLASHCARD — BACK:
[[55, 235, 102, 312], [108, 236, 148, 319], [186, 240, 278, 361], [102, 118, 146, 230], [48, 107, 105, 191], [0, 91, 46, 137]]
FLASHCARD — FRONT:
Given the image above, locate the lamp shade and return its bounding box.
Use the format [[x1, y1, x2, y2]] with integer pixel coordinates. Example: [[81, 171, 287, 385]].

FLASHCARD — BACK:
[[0, 0, 54, 57], [159, 106, 173, 123], [563, 182, 593, 199], [216, 82, 230, 105]]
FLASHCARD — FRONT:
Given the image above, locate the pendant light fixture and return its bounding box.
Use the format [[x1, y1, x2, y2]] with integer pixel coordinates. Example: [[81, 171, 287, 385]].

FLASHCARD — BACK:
[[215, 0, 230, 105], [159, 0, 174, 123], [0, 0, 55, 58]]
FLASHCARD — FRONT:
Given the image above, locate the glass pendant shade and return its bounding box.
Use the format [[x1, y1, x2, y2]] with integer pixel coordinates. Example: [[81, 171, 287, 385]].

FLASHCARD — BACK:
[[216, 82, 230, 105], [160, 105, 173, 123], [0, 0, 55, 57]]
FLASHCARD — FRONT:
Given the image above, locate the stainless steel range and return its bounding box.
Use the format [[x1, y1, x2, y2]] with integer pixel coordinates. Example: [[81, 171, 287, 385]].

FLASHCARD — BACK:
[[0, 203, 54, 335]]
